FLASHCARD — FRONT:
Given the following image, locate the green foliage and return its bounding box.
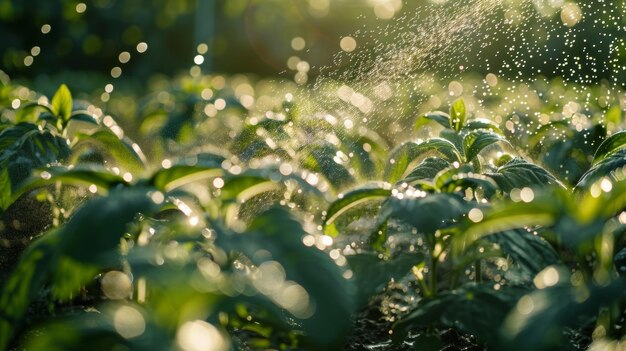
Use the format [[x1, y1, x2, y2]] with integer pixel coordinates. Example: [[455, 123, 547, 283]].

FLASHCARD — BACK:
[[462, 130, 505, 162], [2, 77, 626, 351], [323, 183, 391, 236], [0, 123, 71, 209], [394, 284, 525, 347], [486, 157, 564, 192], [347, 252, 424, 308], [385, 138, 461, 183]]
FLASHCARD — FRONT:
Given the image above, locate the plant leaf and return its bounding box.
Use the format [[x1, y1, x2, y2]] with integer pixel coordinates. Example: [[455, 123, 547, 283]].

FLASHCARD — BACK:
[[464, 119, 504, 135], [301, 143, 355, 190], [377, 192, 470, 236], [402, 157, 451, 183], [222, 207, 355, 350], [323, 183, 391, 236], [450, 98, 466, 132], [69, 110, 99, 125], [149, 153, 225, 191], [486, 158, 564, 192], [50, 84, 72, 121], [463, 130, 506, 162], [394, 284, 525, 347], [0, 232, 59, 350], [13, 166, 127, 201], [486, 229, 560, 277], [438, 173, 500, 199], [347, 252, 424, 307], [384, 139, 461, 184], [60, 187, 158, 264], [415, 112, 451, 130], [73, 130, 146, 175], [593, 130, 626, 164], [577, 148, 626, 189], [502, 279, 626, 351], [0, 123, 71, 209]]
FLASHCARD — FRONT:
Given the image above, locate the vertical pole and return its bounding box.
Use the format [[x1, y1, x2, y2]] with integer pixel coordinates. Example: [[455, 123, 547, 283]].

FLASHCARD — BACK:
[[194, 0, 215, 72]]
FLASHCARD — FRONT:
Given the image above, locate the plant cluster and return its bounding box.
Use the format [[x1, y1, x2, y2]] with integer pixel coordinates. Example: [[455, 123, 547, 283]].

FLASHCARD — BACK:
[[2, 74, 626, 351]]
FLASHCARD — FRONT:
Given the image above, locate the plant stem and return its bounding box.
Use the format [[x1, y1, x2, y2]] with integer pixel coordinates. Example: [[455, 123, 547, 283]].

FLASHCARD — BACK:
[[429, 257, 438, 296], [475, 259, 482, 282]]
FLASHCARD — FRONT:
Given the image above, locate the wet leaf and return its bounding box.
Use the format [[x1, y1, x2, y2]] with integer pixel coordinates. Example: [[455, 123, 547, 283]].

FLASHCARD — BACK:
[[221, 207, 355, 350], [403, 157, 451, 183], [463, 129, 506, 162], [415, 112, 451, 130], [394, 284, 524, 347], [347, 252, 424, 307], [323, 183, 391, 236], [502, 280, 626, 351], [50, 84, 72, 121], [577, 148, 626, 188], [73, 130, 146, 175], [377, 192, 470, 236], [450, 99, 466, 132], [593, 130, 626, 164], [385, 139, 461, 184], [486, 158, 564, 192]]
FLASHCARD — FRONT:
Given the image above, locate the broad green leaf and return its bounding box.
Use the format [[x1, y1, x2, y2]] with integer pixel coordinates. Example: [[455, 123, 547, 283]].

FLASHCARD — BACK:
[[73, 130, 146, 175], [502, 279, 626, 351], [486, 158, 565, 192], [440, 129, 465, 157], [486, 229, 560, 277], [450, 98, 466, 131], [13, 166, 127, 201], [149, 153, 225, 191], [220, 167, 323, 203], [394, 284, 525, 347], [0, 123, 71, 209], [402, 157, 450, 183], [0, 189, 155, 347], [301, 143, 355, 190], [341, 131, 387, 180], [438, 173, 500, 199], [220, 176, 279, 203], [463, 119, 504, 135], [60, 187, 158, 264], [19, 101, 55, 124], [577, 148, 626, 188], [0, 232, 59, 350], [221, 207, 355, 350], [384, 139, 462, 184], [415, 112, 451, 130], [377, 192, 470, 236], [347, 252, 424, 307], [69, 110, 99, 125], [579, 179, 626, 221], [50, 84, 72, 121], [23, 302, 173, 351], [452, 195, 559, 256], [323, 182, 391, 236], [433, 163, 473, 190], [463, 130, 506, 162], [232, 118, 290, 161], [528, 120, 572, 151], [593, 130, 626, 164]]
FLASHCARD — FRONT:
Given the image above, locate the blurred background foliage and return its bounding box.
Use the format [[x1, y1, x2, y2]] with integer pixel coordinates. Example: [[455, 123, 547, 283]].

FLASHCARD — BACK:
[[2, 0, 626, 98]]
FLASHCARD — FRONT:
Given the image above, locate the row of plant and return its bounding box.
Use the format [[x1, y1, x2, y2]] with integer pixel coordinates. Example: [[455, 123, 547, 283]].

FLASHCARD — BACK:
[[1, 74, 626, 350]]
